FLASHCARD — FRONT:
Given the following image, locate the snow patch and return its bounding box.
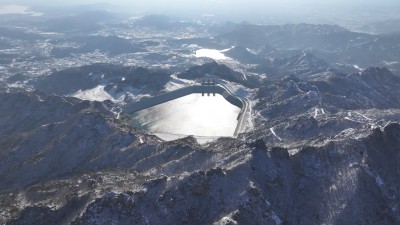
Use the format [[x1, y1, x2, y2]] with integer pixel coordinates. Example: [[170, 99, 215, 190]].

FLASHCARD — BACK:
[[270, 127, 282, 141], [111, 106, 122, 119], [72, 85, 113, 101], [313, 108, 326, 118], [336, 128, 356, 137], [353, 64, 362, 71], [354, 112, 373, 121], [314, 108, 319, 118], [213, 216, 238, 225], [271, 211, 282, 225], [383, 61, 399, 66], [344, 117, 363, 123], [164, 75, 194, 92], [375, 175, 384, 187], [364, 165, 385, 188]]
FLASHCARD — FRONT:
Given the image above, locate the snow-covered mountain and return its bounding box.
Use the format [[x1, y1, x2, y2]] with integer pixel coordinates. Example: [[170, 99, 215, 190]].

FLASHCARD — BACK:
[[1, 10, 400, 225]]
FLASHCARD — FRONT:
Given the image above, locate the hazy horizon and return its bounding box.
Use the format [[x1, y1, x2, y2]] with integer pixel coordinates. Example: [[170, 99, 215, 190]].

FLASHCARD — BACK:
[[1, 0, 400, 29]]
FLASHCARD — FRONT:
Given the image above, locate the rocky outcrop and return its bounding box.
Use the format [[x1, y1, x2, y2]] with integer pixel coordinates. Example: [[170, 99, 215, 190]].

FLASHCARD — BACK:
[[6, 122, 397, 225]]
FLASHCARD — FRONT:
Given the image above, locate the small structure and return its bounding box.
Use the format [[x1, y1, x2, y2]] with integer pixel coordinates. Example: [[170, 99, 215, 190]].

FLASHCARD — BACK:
[[200, 77, 218, 96]]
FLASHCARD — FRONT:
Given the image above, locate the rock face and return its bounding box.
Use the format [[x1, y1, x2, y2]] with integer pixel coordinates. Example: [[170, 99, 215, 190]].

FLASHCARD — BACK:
[[68, 124, 399, 225], [4, 123, 400, 225]]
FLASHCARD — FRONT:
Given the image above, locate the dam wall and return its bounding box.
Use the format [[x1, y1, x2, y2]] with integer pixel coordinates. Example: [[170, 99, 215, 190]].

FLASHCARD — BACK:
[[124, 85, 243, 114]]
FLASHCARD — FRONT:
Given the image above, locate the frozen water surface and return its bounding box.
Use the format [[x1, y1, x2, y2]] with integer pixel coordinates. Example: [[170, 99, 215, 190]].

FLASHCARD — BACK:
[[132, 93, 240, 142]]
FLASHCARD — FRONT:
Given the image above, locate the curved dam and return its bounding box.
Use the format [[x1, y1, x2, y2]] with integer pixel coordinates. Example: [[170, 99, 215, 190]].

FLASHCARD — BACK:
[[124, 84, 248, 136]]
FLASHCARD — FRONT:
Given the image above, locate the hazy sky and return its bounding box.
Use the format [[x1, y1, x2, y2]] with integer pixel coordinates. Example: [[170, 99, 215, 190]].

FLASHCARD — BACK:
[[1, 0, 400, 26], [3, 0, 400, 9]]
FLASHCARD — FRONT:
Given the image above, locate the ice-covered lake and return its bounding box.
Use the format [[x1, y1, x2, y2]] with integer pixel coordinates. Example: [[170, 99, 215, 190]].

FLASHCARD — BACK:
[[131, 93, 240, 143], [195, 49, 229, 60]]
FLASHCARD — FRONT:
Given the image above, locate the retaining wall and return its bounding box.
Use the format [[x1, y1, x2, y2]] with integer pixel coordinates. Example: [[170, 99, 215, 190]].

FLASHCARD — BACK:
[[124, 85, 243, 113]]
